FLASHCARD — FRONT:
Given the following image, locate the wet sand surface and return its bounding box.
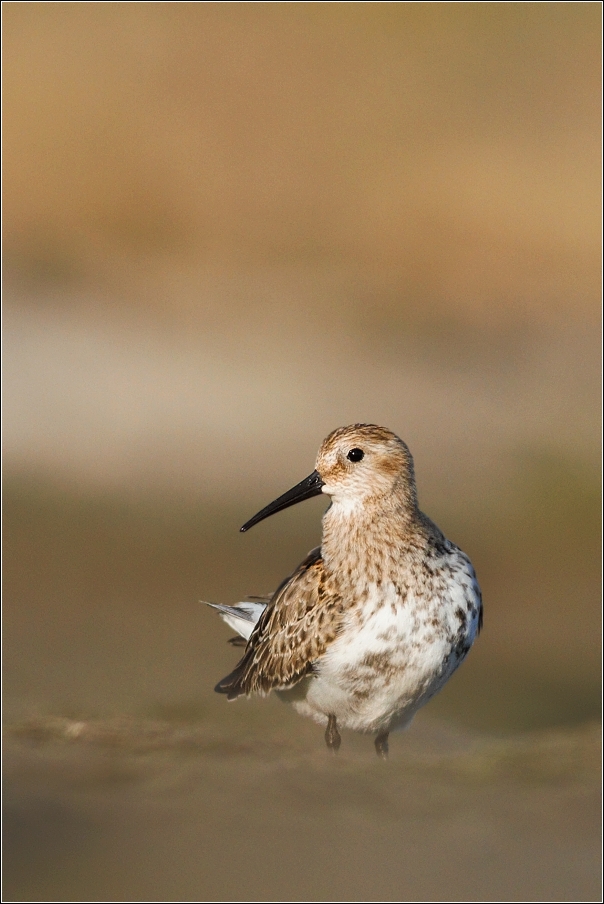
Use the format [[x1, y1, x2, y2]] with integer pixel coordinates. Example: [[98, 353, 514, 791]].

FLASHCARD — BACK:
[[4, 714, 600, 902]]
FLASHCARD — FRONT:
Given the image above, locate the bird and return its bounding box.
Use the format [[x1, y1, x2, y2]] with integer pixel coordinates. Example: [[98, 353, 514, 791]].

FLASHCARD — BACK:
[[206, 424, 482, 758]]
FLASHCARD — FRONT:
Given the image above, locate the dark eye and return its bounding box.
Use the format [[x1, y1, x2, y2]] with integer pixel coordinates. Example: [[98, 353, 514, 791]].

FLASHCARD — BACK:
[[347, 448, 364, 462]]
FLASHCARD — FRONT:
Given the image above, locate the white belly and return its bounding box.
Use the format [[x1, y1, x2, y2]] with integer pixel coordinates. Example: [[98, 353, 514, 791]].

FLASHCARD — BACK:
[[284, 580, 479, 734]]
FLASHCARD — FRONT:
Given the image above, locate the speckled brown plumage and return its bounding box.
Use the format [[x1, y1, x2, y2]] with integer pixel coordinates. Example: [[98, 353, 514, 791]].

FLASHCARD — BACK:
[[209, 424, 483, 755]]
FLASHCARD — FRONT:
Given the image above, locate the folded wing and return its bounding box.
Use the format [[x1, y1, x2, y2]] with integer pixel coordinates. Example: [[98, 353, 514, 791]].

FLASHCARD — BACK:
[[214, 547, 344, 699]]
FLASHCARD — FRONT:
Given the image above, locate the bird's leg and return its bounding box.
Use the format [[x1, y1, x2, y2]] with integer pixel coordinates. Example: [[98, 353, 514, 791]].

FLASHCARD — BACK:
[[374, 731, 389, 759], [325, 714, 341, 753]]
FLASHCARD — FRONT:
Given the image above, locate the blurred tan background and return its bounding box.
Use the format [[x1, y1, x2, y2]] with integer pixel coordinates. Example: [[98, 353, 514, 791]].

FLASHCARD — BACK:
[[3, 4, 601, 901]]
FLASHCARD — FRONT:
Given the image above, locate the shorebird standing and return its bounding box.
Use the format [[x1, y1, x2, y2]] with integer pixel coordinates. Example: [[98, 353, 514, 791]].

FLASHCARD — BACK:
[[206, 424, 482, 757]]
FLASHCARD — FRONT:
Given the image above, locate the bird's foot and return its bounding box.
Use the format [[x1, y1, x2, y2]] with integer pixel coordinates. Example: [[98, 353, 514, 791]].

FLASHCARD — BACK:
[[374, 731, 389, 759], [325, 714, 341, 754]]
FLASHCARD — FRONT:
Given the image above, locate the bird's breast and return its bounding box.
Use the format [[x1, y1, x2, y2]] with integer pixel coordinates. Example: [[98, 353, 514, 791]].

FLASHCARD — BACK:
[[319, 573, 479, 690], [300, 565, 480, 733]]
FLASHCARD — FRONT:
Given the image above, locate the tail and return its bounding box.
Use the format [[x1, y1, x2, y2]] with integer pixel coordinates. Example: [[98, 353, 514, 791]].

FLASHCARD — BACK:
[[203, 600, 266, 642]]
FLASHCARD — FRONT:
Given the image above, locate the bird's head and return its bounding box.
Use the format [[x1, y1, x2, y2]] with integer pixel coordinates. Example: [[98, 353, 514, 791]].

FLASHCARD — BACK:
[[240, 424, 416, 532]]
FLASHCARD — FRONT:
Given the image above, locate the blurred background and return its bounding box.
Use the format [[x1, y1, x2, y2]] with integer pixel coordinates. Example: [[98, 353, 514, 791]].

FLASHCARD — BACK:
[[3, 3, 601, 901]]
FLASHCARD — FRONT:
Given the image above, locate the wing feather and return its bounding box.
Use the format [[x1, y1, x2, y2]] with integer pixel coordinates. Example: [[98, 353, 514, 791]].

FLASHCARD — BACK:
[[215, 547, 344, 699]]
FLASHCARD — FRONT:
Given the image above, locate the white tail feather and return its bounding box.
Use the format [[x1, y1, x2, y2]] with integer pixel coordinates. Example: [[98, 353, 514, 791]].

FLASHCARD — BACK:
[[204, 601, 266, 641]]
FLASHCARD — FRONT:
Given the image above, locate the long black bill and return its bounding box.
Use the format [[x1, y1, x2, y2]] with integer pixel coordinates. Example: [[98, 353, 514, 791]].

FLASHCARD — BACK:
[[240, 470, 324, 532]]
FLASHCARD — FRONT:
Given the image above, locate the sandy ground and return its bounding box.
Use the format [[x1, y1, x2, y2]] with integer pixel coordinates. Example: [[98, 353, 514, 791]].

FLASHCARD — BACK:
[[4, 713, 600, 902]]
